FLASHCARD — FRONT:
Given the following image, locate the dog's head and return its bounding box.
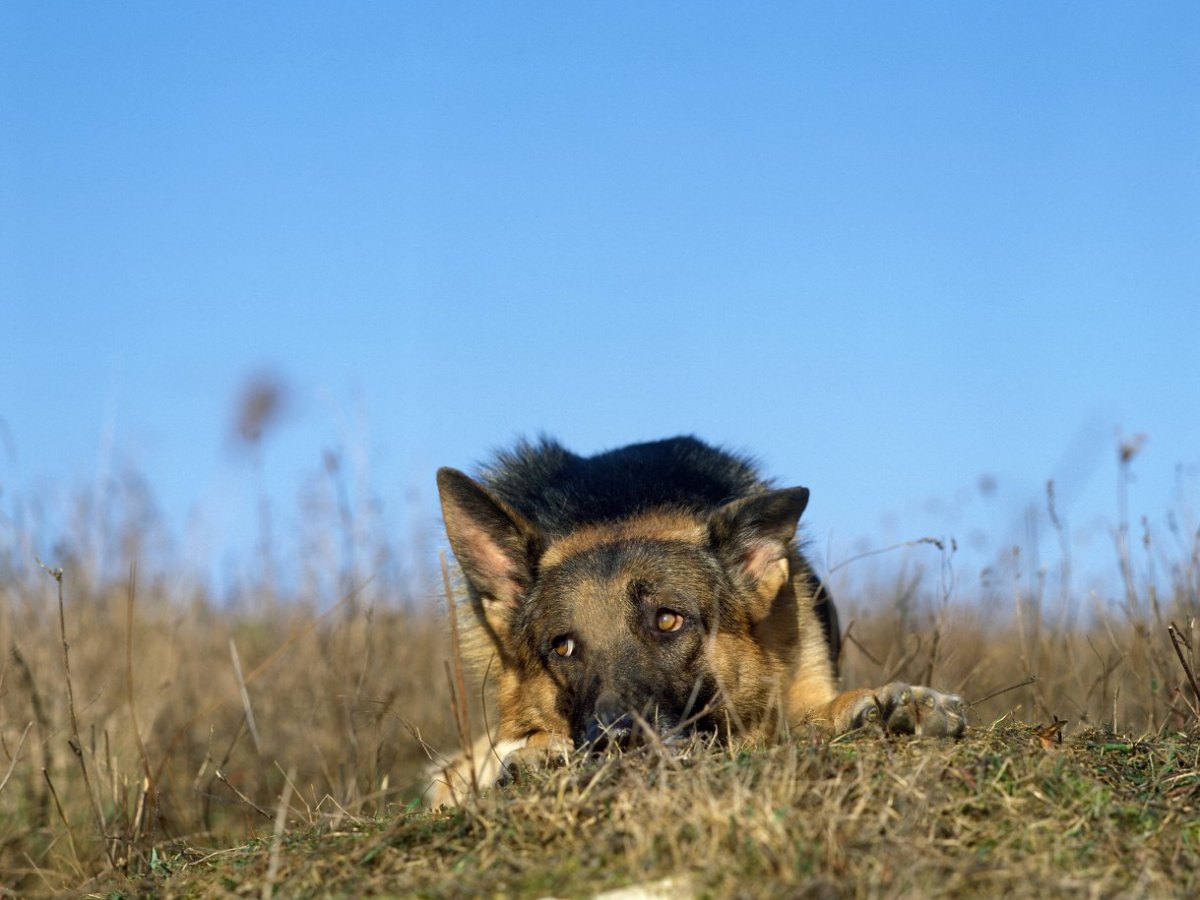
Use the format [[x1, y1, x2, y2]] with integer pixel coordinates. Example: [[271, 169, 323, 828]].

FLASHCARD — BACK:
[[437, 468, 809, 748]]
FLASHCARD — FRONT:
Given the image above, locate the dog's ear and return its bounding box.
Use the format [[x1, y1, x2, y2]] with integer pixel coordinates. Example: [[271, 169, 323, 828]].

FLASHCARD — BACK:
[[708, 487, 809, 620], [437, 468, 541, 642]]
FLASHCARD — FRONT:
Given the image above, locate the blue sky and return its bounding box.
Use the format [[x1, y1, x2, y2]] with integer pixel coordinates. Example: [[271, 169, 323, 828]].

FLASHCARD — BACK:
[[3, 2, 1197, 600]]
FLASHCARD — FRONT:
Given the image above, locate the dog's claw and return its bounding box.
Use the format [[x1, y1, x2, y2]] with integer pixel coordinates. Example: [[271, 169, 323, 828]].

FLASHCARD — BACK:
[[845, 694, 883, 730], [911, 686, 967, 737], [494, 751, 521, 788]]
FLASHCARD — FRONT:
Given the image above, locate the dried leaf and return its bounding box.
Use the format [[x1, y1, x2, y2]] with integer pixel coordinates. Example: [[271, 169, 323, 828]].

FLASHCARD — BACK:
[[1034, 716, 1067, 749]]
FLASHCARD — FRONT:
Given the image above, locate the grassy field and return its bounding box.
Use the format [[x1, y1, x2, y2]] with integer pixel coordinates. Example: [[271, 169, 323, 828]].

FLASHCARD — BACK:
[[1, 462, 1198, 897], [83, 723, 1200, 899]]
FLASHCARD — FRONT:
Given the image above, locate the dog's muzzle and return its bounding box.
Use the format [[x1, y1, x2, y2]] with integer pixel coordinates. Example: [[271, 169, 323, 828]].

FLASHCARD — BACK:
[[581, 691, 635, 748]]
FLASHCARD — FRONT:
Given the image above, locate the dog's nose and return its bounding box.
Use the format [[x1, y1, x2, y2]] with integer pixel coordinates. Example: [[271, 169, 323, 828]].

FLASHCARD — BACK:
[[585, 692, 634, 748]]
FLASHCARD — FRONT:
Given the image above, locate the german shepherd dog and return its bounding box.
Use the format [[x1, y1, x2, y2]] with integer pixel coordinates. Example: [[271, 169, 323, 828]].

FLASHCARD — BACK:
[[430, 437, 965, 803]]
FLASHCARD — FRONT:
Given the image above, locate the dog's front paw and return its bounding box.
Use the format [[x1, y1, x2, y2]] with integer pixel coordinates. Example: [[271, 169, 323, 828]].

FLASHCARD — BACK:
[[873, 682, 967, 738], [835, 683, 967, 738], [495, 741, 572, 788]]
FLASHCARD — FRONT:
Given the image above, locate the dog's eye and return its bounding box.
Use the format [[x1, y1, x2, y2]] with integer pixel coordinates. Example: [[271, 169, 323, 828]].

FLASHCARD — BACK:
[[655, 610, 684, 633], [552, 636, 576, 658]]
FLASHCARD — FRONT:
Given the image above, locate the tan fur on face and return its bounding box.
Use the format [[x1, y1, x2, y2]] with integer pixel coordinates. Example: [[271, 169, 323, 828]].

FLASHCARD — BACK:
[[495, 664, 569, 742], [538, 512, 706, 568], [470, 529, 847, 747]]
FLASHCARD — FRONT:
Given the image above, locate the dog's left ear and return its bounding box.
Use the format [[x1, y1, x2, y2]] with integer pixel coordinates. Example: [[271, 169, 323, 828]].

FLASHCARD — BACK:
[[708, 487, 809, 619], [437, 468, 542, 647]]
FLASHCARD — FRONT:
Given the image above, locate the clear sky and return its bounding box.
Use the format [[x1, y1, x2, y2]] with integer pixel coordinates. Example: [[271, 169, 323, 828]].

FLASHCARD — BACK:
[[3, 2, 1197, 601]]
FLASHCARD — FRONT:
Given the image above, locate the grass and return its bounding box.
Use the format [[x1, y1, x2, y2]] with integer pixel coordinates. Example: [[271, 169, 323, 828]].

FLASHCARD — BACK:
[[79, 724, 1200, 898], [1, 450, 1198, 897]]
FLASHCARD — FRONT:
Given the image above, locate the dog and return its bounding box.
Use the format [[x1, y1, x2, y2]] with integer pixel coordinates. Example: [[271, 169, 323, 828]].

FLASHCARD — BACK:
[[427, 436, 965, 805]]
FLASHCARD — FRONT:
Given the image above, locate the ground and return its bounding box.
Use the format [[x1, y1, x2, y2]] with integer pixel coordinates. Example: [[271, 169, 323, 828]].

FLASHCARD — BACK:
[[77, 720, 1200, 899]]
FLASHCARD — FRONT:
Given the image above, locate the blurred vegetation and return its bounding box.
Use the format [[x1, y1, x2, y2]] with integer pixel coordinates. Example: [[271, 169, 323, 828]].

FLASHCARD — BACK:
[[0, 438, 1197, 896]]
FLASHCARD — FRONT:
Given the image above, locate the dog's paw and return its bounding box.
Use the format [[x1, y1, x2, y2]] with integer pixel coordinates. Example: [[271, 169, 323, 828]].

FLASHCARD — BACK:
[[838, 683, 967, 738], [874, 682, 967, 738], [495, 741, 572, 788]]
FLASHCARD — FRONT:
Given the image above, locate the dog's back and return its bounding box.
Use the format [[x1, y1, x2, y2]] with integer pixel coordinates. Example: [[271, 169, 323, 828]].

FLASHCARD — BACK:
[[480, 436, 768, 537]]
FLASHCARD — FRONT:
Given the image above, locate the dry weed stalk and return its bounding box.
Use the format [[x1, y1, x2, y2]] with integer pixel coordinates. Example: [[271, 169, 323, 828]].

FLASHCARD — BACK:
[[123, 563, 157, 853], [1168, 620, 1200, 720], [228, 638, 264, 756], [39, 559, 116, 870], [261, 765, 296, 900], [0, 722, 33, 795], [41, 768, 83, 878]]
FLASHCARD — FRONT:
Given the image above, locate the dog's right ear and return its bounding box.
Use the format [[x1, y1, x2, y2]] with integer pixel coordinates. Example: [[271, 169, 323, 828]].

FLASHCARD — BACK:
[[708, 486, 809, 622], [437, 468, 540, 640]]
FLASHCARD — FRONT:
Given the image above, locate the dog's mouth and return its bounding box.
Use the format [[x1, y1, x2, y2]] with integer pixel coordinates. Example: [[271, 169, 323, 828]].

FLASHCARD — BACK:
[[576, 713, 685, 751], [579, 713, 636, 751], [572, 678, 722, 751], [574, 705, 721, 752], [578, 715, 681, 748]]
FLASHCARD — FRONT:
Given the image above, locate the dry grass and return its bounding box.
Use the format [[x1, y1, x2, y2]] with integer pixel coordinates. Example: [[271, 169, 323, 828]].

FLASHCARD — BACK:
[[0, 567, 465, 895], [0, 458, 1198, 898], [103, 724, 1200, 899]]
